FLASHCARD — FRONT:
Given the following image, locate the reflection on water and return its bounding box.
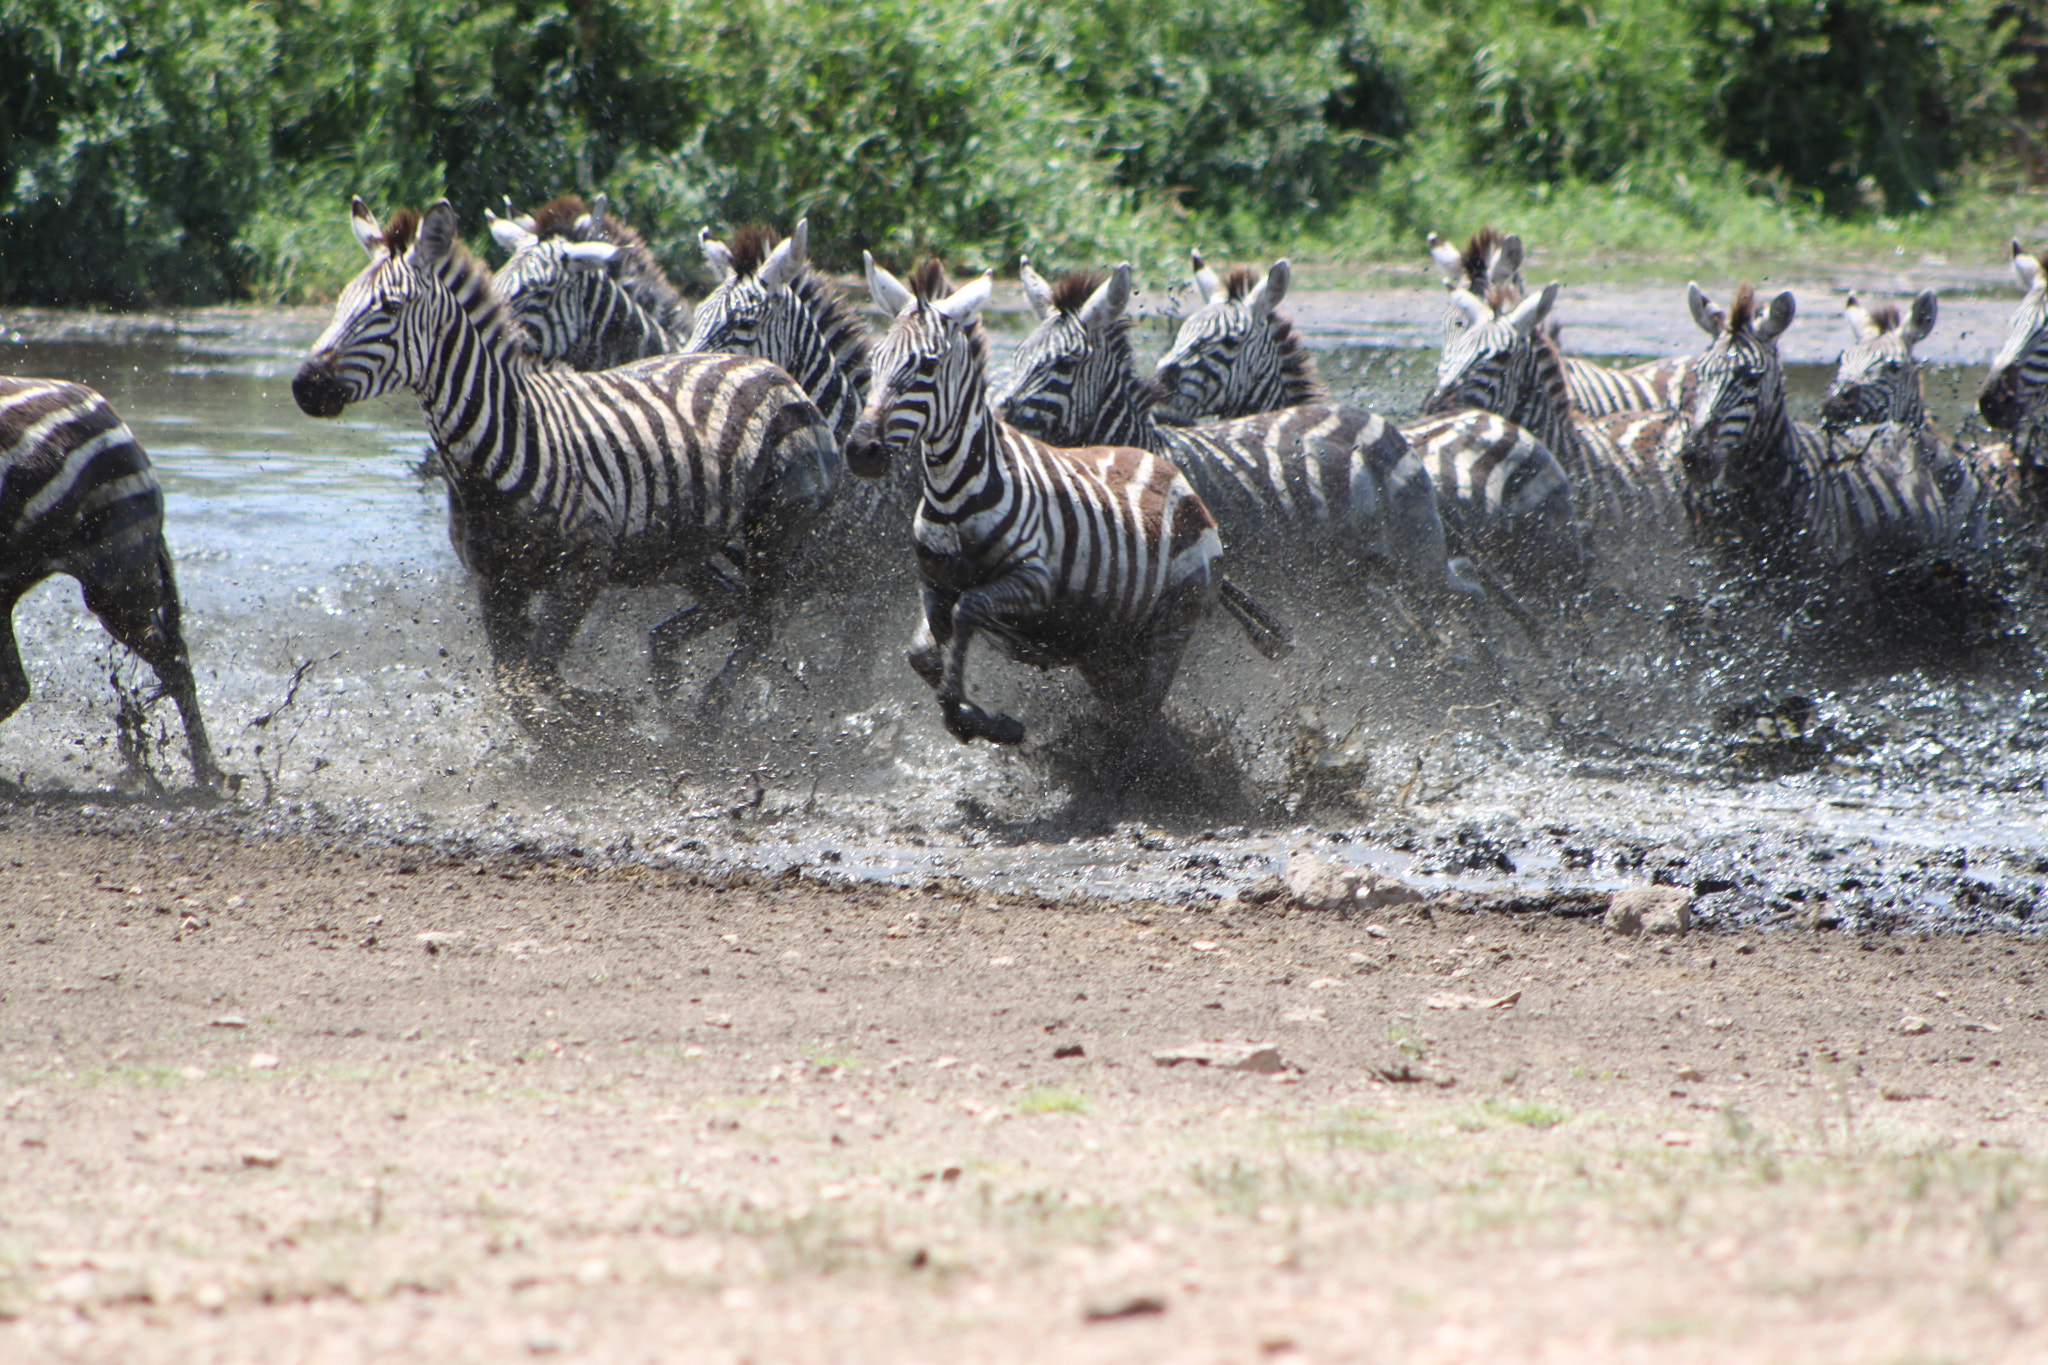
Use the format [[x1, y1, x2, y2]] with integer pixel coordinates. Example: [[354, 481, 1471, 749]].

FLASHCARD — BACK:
[[1, 305, 2043, 926]]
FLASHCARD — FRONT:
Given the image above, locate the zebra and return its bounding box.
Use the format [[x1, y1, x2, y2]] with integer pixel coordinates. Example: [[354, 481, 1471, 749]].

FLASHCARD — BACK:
[[996, 262, 1478, 619], [1978, 239, 2048, 516], [844, 255, 1290, 756], [1427, 228, 1693, 415], [1822, 289, 2006, 535], [1, 377, 217, 785], [291, 197, 840, 721], [487, 194, 687, 371], [1422, 279, 1687, 535], [1674, 283, 1985, 590], [1148, 253, 1583, 591]]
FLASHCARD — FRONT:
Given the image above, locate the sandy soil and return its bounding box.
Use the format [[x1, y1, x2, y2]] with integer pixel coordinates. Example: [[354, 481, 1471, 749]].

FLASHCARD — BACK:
[[2, 806, 2045, 1364]]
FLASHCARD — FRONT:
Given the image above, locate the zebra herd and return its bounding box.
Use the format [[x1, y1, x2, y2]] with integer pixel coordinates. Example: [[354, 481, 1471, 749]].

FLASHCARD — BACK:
[[9, 197, 2048, 792]]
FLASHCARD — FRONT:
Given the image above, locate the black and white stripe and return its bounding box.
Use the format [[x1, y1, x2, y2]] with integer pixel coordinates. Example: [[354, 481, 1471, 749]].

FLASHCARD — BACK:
[[1676, 283, 1983, 576], [292, 198, 839, 718], [1147, 252, 1582, 591], [1978, 240, 2048, 514], [1, 377, 217, 783], [844, 257, 1288, 753], [487, 194, 688, 372], [1422, 281, 1685, 535], [995, 264, 1469, 611]]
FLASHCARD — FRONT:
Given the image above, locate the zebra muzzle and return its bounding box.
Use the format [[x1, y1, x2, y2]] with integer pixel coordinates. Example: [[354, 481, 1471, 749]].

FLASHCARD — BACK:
[[291, 359, 352, 419], [844, 426, 891, 479]]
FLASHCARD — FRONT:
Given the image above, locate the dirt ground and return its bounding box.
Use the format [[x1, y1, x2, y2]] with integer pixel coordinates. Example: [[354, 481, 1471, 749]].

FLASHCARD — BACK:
[[2, 807, 2045, 1364]]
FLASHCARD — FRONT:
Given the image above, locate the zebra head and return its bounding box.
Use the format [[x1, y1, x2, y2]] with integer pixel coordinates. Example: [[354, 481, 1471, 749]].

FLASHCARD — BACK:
[[1426, 228, 1525, 344], [1151, 252, 1317, 423], [687, 222, 812, 355], [1419, 281, 1560, 419], [1979, 242, 2048, 432], [294, 198, 517, 418], [1821, 290, 1935, 432], [1672, 282, 1797, 489], [847, 257, 993, 480], [993, 262, 1135, 447], [486, 211, 630, 368]]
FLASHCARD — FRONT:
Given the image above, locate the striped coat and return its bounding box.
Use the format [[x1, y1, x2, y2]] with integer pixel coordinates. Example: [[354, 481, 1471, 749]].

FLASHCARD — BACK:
[[1148, 252, 1583, 591], [487, 194, 688, 371], [846, 257, 1287, 752], [1676, 284, 1983, 579], [1, 377, 217, 783], [994, 264, 1467, 610], [1978, 240, 2048, 517], [292, 198, 839, 719]]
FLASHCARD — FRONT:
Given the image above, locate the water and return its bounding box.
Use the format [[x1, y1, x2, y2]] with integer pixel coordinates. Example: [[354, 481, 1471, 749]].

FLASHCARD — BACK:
[[3, 299, 2044, 931]]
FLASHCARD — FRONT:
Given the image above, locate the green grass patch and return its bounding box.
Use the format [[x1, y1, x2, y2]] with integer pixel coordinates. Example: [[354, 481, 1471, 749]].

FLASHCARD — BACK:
[[1016, 1085, 1088, 1116]]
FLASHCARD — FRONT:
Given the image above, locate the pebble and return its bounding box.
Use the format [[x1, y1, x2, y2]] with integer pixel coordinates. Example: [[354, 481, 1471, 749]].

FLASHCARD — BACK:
[[1153, 1041, 1286, 1073], [1897, 1016, 1934, 1036], [1605, 886, 1693, 936], [236, 1145, 283, 1168]]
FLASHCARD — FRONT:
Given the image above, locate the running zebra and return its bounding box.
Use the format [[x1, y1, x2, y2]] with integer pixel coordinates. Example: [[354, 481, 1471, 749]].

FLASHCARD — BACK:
[[996, 263, 1478, 619], [487, 194, 688, 371], [292, 198, 839, 719], [1148, 253, 1582, 590], [1428, 228, 1693, 415], [1423, 280, 1686, 534], [1675, 283, 1984, 584], [1, 378, 217, 784], [846, 256, 1289, 755], [1978, 240, 2048, 515], [685, 221, 872, 450]]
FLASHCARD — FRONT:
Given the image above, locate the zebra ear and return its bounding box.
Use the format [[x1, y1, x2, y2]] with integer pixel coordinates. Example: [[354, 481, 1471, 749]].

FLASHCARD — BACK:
[[2013, 241, 2045, 294], [585, 193, 609, 231], [1756, 290, 1797, 343], [562, 240, 621, 273], [934, 273, 993, 325], [1687, 283, 1725, 338], [1426, 232, 1462, 280], [1904, 289, 1938, 346], [1843, 292, 1882, 343], [1248, 260, 1290, 316], [1077, 263, 1132, 329], [864, 252, 916, 317], [1505, 281, 1559, 336], [486, 209, 537, 256], [700, 228, 736, 280], [1448, 288, 1490, 327], [1192, 249, 1222, 304], [415, 201, 460, 267], [760, 223, 808, 292], [1497, 234, 1525, 283], [350, 196, 384, 256], [1019, 261, 1056, 319]]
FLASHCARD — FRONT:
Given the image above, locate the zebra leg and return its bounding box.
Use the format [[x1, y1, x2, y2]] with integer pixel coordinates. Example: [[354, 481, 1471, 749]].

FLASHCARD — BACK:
[[477, 576, 539, 683], [0, 586, 30, 726], [936, 576, 1048, 747], [523, 566, 604, 689], [78, 546, 221, 788], [649, 560, 749, 703], [908, 586, 953, 690]]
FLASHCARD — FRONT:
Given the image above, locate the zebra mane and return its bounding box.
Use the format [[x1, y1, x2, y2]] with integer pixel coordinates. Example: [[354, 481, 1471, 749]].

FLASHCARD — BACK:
[[434, 232, 533, 361], [903, 259, 990, 364], [1460, 228, 1508, 287], [1050, 269, 1108, 314], [380, 209, 422, 255], [1218, 266, 1321, 406], [1049, 269, 1155, 419], [724, 224, 872, 377], [1726, 283, 1759, 336], [1864, 301, 1902, 333], [526, 194, 688, 332]]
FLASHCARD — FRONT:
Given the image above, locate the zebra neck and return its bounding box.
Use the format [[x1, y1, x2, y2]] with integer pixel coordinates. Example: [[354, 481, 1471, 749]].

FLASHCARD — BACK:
[[920, 387, 1006, 507], [1726, 383, 1802, 490], [412, 325, 531, 490], [1525, 338, 1589, 467]]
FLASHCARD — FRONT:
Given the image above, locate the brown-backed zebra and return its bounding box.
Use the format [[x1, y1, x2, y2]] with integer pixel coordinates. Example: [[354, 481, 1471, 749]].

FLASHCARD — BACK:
[[845, 257, 1288, 755], [1675, 284, 1985, 583], [486, 194, 688, 371], [1, 378, 217, 785], [1827, 290, 2018, 518], [1978, 240, 2048, 515], [1428, 228, 1693, 415], [292, 198, 839, 719], [1422, 280, 1686, 536], [995, 263, 1479, 617], [1148, 254, 1583, 590]]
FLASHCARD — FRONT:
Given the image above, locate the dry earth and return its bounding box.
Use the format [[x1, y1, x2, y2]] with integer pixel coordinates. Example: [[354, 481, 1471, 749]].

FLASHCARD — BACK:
[[2, 809, 2046, 1364]]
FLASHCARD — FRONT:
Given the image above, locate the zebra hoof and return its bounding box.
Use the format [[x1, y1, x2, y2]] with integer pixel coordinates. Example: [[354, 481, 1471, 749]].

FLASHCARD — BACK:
[[941, 700, 1026, 747]]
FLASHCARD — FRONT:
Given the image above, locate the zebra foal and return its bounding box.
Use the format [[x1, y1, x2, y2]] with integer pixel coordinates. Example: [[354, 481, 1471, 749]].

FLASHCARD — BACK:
[[292, 198, 839, 719], [0, 377, 217, 785], [845, 257, 1288, 755]]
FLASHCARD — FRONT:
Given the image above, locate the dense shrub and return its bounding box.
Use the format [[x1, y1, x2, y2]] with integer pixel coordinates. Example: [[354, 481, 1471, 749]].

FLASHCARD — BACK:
[[0, 0, 2035, 305]]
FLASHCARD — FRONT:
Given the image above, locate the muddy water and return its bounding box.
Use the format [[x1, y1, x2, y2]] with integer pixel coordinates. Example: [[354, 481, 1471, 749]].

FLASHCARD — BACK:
[[2, 293, 2044, 933]]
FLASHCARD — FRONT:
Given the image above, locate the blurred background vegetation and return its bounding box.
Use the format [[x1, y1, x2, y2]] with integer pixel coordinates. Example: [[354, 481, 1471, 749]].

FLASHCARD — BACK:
[[0, 0, 2043, 305]]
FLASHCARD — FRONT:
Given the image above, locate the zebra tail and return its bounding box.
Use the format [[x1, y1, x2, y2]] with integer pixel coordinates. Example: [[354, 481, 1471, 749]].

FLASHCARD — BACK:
[[1219, 579, 1293, 661]]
